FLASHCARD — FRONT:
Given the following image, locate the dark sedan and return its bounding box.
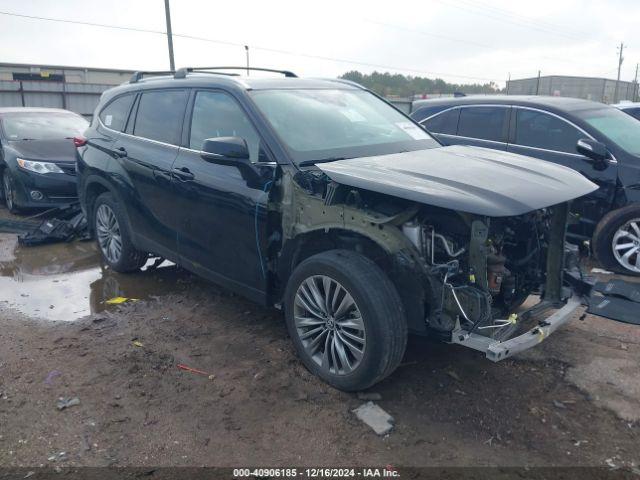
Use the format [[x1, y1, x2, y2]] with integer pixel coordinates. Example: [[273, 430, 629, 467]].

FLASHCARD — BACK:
[[0, 107, 88, 213], [411, 95, 640, 275]]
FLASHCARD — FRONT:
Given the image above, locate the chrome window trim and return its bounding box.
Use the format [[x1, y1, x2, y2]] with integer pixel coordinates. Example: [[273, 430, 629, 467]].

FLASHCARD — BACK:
[[436, 132, 507, 147], [419, 103, 511, 124], [180, 146, 278, 166], [98, 117, 180, 150], [419, 104, 509, 143]]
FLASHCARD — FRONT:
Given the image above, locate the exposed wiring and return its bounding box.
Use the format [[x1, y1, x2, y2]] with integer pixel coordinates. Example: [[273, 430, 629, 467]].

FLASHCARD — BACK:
[[255, 180, 273, 278]]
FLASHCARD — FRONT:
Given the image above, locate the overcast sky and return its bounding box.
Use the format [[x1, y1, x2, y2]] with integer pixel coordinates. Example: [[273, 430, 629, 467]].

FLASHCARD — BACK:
[[0, 0, 638, 86]]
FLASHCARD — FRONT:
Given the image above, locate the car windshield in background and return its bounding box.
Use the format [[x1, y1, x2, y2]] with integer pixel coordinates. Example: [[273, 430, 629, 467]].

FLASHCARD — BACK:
[[250, 89, 438, 163], [576, 107, 640, 157], [2, 112, 88, 141]]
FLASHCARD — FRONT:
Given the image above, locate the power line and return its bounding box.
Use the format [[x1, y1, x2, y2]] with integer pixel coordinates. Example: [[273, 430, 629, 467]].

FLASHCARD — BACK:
[[0, 9, 498, 82], [432, 0, 590, 42], [362, 18, 588, 67], [451, 0, 592, 40]]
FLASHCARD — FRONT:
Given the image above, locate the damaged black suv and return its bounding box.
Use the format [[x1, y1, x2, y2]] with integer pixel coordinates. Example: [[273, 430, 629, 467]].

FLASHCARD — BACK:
[[78, 67, 612, 391]]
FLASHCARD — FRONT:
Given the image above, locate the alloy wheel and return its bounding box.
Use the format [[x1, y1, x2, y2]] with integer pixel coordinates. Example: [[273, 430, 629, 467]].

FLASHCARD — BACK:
[[293, 275, 366, 375], [612, 218, 640, 274], [96, 204, 123, 264]]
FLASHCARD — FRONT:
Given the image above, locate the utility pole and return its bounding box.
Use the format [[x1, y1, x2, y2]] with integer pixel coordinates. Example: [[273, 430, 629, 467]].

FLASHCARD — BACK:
[[535, 70, 541, 95], [506, 72, 511, 94], [245, 45, 250, 76], [613, 42, 625, 103], [164, 0, 175, 71], [634, 63, 639, 102]]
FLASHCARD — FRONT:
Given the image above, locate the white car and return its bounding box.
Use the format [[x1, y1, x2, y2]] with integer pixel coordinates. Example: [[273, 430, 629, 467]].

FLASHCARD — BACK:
[[612, 101, 640, 121]]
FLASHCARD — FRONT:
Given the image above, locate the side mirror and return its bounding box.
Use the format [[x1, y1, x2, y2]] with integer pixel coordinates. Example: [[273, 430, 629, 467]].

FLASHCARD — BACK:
[[576, 138, 608, 162], [201, 137, 250, 161]]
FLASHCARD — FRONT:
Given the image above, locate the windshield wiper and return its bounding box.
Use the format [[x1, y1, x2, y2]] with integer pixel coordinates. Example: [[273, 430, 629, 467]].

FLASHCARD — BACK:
[[298, 157, 351, 167]]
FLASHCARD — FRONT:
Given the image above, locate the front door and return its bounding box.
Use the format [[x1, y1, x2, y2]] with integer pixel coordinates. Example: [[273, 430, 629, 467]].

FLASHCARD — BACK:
[[173, 90, 273, 301], [506, 107, 618, 240]]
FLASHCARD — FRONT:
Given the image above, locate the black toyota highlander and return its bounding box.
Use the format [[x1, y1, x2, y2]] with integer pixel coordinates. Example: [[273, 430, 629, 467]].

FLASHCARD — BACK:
[[0, 107, 88, 213], [76, 68, 640, 391]]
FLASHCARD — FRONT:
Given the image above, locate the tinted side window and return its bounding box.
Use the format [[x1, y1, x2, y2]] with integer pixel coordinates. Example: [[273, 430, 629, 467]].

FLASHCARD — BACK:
[[624, 108, 640, 121], [189, 91, 262, 162], [134, 90, 188, 145], [515, 109, 583, 154], [457, 106, 507, 142], [422, 108, 459, 135], [99, 94, 134, 132]]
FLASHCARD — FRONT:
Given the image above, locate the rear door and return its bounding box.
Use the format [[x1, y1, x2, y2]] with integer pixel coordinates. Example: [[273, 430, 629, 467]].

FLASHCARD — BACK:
[[506, 107, 618, 239], [453, 105, 510, 151], [113, 89, 188, 256]]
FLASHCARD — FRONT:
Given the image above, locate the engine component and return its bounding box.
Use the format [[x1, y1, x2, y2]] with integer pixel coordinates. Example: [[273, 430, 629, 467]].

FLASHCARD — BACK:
[[487, 253, 509, 294]]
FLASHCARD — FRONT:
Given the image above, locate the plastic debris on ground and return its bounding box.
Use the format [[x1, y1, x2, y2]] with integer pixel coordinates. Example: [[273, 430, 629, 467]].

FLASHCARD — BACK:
[[352, 401, 395, 435], [177, 364, 215, 380], [105, 297, 137, 305], [15, 204, 90, 246], [56, 397, 80, 411]]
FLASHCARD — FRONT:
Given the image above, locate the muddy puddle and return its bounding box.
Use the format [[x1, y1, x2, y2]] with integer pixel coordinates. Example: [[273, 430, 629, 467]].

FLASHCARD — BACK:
[[0, 234, 196, 321]]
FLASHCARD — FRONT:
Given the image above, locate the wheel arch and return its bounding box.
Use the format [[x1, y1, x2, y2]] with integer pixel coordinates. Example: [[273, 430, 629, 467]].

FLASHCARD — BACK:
[[83, 175, 135, 237], [276, 228, 430, 333]]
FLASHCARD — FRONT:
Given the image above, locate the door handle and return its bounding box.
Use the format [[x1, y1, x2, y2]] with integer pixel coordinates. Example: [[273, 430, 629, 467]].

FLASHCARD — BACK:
[[112, 146, 127, 158], [172, 166, 194, 180]]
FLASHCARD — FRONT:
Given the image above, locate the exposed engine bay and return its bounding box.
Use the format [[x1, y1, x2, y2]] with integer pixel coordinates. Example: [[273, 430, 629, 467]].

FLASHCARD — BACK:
[[401, 206, 552, 337]]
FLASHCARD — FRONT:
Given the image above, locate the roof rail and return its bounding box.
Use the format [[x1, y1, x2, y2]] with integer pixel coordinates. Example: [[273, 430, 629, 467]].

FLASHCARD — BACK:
[[129, 70, 175, 83], [174, 66, 297, 79]]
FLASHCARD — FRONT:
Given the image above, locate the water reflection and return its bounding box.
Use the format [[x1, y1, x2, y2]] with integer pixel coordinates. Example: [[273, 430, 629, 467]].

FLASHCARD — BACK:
[[0, 240, 194, 321]]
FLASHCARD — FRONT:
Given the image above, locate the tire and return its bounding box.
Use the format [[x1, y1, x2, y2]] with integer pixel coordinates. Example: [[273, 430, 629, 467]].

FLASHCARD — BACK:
[[93, 192, 148, 272], [592, 204, 640, 276], [284, 249, 408, 391], [2, 169, 21, 214]]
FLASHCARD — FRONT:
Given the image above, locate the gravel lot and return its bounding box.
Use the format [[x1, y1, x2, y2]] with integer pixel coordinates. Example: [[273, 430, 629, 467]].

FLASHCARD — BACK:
[[0, 207, 639, 471]]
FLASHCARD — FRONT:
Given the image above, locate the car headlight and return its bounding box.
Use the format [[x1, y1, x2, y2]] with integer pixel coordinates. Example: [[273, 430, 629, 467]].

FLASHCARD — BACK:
[[16, 158, 65, 174]]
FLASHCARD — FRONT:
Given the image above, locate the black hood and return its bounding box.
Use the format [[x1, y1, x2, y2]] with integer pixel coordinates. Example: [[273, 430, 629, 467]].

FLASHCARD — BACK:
[[317, 145, 598, 217], [6, 139, 77, 162]]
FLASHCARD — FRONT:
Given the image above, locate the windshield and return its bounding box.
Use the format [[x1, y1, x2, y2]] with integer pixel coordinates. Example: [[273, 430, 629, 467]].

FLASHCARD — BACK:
[[575, 107, 640, 157], [2, 112, 88, 141], [250, 89, 438, 163]]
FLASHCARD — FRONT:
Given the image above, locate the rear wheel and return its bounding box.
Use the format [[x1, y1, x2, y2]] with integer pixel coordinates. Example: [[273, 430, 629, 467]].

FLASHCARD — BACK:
[[284, 250, 407, 391], [2, 170, 21, 214], [592, 205, 640, 276], [93, 192, 147, 272]]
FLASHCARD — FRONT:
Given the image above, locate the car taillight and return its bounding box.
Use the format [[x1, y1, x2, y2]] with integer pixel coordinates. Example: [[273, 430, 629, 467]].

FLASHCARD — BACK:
[[73, 136, 87, 147]]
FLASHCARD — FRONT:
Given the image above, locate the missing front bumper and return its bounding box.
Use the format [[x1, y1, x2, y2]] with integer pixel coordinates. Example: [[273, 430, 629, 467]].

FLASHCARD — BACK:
[[450, 295, 582, 362]]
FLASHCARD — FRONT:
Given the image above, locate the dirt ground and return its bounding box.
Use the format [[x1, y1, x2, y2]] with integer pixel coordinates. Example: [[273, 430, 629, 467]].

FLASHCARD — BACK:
[[1, 207, 640, 471]]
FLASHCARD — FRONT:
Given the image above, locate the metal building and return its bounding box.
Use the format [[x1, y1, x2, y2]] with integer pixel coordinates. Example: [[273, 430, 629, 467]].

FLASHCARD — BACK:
[[506, 75, 638, 104], [0, 63, 134, 118]]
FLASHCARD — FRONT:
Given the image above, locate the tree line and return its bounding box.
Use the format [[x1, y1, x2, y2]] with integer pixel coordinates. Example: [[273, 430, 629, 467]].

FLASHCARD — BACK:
[[340, 70, 502, 97]]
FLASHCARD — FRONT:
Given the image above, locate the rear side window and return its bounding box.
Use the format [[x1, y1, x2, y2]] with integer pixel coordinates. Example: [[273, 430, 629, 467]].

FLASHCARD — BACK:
[[514, 109, 583, 154], [422, 108, 459, 135], [99, 94, 134, 132], [623, 108, 640, 121], [133, 90, 188, 145], [189, 91, 262, 162], [457, 106, 507, 142]]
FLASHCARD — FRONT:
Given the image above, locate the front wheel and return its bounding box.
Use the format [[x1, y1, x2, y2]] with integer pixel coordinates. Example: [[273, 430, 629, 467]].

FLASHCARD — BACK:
[[93, 192, 148, 272], [2, 170, 21, 214], [592, 204, 640, 276], [284, 250, 407, 391]]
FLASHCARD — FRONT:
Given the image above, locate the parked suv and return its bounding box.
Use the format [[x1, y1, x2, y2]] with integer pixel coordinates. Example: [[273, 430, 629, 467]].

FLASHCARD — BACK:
[[0, 107, 88, 213], [411, 96, 640, 275], [78, 69, 629, 391]]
